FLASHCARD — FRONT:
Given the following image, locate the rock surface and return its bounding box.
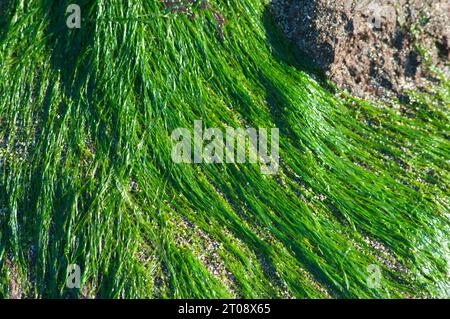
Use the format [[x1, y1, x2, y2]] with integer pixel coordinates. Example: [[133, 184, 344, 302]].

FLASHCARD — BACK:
[[270, 0, 449, 99]]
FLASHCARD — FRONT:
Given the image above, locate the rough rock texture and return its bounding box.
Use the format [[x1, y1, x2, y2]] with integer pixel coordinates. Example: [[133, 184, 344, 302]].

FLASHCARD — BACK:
[[270, 0, 450, 99], [6, 259, 22, 299]]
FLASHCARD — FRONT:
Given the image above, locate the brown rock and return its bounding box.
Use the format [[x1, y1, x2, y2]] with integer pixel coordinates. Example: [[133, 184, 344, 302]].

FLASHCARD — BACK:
[[270, 0, 450, 100]]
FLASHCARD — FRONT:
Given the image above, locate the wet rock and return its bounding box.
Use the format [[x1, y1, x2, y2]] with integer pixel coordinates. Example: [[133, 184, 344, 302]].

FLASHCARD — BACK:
[[270, 0, 450, 100]]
